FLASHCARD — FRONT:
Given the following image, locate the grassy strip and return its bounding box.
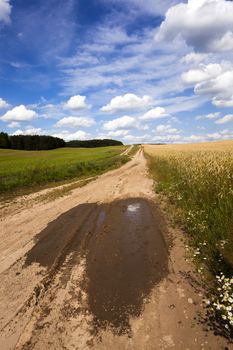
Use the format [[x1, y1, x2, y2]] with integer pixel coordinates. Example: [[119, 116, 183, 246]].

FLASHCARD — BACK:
[[145, 145, 233, 334], [0, 147, 129, 196], [35, 177, 97, 203], [127, 144, 140, 157], [0, 177, 98, 218]]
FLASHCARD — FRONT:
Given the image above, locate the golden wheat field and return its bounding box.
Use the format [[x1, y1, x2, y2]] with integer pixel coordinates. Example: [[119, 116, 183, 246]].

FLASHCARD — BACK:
[[144, 140, 233, 267], [144, 141, 233, 328], [145, 140, 233, 153]]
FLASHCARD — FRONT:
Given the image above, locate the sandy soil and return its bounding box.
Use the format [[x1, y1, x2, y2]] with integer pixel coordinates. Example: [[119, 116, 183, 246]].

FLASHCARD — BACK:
[[0, 150, 231, 349]]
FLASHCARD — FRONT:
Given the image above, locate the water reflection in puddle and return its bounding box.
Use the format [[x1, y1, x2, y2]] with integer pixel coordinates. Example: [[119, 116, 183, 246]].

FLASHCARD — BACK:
[[126, 203, 141, 221], [127, 203, 141, 213]]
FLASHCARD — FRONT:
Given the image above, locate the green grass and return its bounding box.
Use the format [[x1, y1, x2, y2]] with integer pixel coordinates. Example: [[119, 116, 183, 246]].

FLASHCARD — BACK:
[[127, 144, 140, 157], [0, 146, 128, 195]]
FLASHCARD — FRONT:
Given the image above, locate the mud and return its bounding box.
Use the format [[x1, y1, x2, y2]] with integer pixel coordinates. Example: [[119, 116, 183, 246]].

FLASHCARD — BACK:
[[86, 199, 168, 335], [22, 198, 168, 337]]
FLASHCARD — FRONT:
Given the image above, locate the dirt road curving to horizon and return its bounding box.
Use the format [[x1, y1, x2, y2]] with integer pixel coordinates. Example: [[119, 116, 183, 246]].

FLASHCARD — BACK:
[[0, 150, 231, 349]]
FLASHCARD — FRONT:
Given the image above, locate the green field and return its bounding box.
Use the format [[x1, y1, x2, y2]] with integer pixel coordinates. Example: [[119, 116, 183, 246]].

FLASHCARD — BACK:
[[0, 146, 128, 195]]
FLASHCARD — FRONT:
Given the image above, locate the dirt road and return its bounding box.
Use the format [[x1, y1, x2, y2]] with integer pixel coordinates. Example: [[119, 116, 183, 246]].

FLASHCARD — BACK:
[[0, 151, 230, 349]]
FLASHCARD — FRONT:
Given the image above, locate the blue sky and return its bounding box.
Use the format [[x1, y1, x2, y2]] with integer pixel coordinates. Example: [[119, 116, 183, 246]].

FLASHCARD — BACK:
[[0, 0, 233, 143]]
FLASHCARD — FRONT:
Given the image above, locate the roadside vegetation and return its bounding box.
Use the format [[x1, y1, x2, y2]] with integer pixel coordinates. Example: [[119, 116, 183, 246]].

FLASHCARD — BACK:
[[0, 146, 129, 196], [144, 141, 233, 334], [127, 144, 140, 157]]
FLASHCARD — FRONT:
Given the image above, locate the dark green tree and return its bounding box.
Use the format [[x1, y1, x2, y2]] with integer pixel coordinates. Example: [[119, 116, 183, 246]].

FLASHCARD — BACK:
[[9, 135, 65, 150], [66, 139, 123, 148], [0, 132, 11, 148]]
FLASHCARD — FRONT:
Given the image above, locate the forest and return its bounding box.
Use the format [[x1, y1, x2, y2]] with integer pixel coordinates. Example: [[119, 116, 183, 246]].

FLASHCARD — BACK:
[[0, 132, 123, 150], [66, 139, 123, 148]]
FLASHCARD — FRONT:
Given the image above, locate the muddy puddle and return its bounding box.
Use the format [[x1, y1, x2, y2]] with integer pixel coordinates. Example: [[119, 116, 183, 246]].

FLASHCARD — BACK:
[[23, 198, 169, 336]]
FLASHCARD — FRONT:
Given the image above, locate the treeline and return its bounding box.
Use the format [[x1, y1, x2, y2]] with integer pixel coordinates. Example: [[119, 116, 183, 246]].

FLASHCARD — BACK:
[[0, 132, 123, 150], [0, 132, 65, 150], [66, 139, 123, 148]]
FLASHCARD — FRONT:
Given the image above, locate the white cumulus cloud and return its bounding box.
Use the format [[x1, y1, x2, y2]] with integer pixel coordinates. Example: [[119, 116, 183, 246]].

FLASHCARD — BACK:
[[11, 129, 23, 135], [182, 63, 233, 107], [123, 134, 151, 143], [182, 64, 222, 84], [139, 107, 169, 120], [101, 93, 152, 113], [52, 130, 90, 141], [107, 130, 130, 137], [97, 129, 130, 139], [195, 112, 220, 120], [103, 116, 136, 130], [215, 114, 233, 124], [24, 127, 43, 135], [181, 52, 207, 64], [7, 121, 20, 128], [55, 116, 95, 128], [155, 124, 180, 134], [1, 105, 38, 121], [152, 134, 182, 143], [0, 97, 9, 109], [11, 127, 43, 136], [0, 0, 11, 23], [64, 95, 88, 110], [156, 0, 233, 53]]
